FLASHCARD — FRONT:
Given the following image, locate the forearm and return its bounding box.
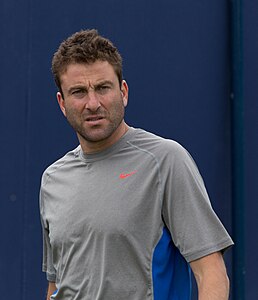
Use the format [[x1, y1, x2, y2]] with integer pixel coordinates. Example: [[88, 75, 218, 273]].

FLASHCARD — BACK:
[[190, 252, 230, 300], [196, 271, 229, 300], [46, 282, 57, 300]]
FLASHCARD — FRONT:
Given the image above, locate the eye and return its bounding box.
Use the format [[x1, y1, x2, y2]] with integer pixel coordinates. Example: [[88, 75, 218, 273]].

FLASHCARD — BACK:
[[72, 89, 82, 94], [71, 89, 86, 98], [95, 85, 111, 95]]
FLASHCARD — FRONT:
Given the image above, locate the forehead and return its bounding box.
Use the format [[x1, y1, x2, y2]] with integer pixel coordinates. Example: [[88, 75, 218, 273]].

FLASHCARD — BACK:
[[60, 60, 118, 88]]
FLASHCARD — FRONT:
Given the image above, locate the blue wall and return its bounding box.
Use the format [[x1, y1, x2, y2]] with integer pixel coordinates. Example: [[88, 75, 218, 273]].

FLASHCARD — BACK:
[[0, 0, 256, 299], [243, 0, 258, 299]]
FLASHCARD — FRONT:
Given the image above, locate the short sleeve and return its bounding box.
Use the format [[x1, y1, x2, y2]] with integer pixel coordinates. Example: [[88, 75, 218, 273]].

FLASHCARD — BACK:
[[40, 187, 57, 282], [162, 144, 233, 262]]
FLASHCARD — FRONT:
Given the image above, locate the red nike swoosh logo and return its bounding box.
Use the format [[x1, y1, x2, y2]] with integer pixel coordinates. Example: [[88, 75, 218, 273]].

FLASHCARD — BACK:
[[119, 171, 137, 179]]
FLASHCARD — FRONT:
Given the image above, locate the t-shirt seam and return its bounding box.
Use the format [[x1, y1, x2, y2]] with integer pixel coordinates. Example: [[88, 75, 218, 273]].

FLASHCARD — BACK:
[[149, 225, 166, 299], [126, 141, 163, 205], [42, 264, 56, 276], [41, 146, 81, 187], [78, 127, 137, 163], [126, 140, 165, 299], [184, 237, 233, 262], [42, 157, 74, 187]]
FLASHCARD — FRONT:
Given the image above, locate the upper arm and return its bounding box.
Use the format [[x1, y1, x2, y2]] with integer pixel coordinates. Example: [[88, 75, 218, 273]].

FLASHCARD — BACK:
[[46, 282, 57, 300], [162, 144, 233, 262]]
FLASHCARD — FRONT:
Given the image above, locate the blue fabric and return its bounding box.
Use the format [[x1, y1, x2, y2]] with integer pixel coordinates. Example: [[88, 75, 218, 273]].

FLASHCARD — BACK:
[[152, 227, 192, 299]]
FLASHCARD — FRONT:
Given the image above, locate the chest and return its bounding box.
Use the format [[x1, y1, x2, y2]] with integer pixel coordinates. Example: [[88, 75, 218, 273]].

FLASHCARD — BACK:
[[44, 156, 163, 249]]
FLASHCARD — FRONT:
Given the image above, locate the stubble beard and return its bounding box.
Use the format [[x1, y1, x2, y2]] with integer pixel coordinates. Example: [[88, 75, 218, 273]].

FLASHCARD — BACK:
[[65, 98, 125, 144]]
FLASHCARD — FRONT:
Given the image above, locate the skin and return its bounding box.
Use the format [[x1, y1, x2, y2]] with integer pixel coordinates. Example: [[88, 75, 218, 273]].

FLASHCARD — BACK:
[[57, 60, 129, 154], [46, 282, 56, 300], [48, 60, 230, 299], [190, 251, 230, 299]]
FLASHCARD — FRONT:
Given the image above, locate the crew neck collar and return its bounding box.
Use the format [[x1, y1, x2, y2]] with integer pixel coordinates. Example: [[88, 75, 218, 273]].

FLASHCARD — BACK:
[[79, 127, 136, 163]]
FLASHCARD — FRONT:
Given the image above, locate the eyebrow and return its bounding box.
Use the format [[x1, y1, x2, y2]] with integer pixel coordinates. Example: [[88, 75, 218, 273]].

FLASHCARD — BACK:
[[67, 85, 86, 95], [67, 80, 115, 95], [94, 80, 114, 88]]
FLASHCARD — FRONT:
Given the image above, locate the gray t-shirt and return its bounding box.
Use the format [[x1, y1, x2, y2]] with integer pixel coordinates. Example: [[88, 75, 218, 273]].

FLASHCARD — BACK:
[[40, 127, 233, 299]]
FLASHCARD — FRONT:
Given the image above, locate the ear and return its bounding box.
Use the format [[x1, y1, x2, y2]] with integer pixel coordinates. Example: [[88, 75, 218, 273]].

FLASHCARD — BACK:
[[121, 80, 129, 107], [57, 92, 67, 117]]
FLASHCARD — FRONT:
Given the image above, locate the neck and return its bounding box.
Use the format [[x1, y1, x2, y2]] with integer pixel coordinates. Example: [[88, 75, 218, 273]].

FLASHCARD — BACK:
[[79, 122, 129, 154]]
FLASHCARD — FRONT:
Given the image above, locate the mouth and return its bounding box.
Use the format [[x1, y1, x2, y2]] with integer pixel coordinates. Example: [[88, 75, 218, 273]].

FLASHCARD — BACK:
[[85, 115, 105, 125]]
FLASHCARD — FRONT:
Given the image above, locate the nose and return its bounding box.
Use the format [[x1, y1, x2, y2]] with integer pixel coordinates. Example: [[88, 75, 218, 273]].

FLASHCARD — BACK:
[[85, 90, 101, 112]]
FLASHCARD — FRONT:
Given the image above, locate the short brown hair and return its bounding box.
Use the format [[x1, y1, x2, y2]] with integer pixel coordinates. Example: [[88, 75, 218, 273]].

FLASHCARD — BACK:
[[52, 29, 123, 93]]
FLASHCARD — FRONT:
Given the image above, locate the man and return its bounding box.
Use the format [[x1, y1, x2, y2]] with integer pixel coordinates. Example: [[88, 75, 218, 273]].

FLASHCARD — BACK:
[[40, 29, 233, 300]]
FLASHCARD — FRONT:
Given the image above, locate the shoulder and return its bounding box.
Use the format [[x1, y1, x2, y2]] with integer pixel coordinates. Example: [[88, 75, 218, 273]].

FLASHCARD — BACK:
[[130, 128, 191, 161], [41, 145, 81, 186], [128, 128, 200, 179]]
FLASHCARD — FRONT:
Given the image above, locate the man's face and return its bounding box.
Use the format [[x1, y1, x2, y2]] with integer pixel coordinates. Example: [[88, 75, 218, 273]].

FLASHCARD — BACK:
[[57, 60, 128, 153]]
